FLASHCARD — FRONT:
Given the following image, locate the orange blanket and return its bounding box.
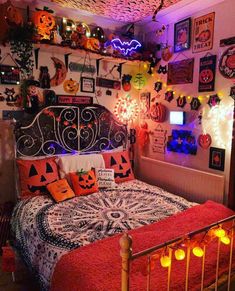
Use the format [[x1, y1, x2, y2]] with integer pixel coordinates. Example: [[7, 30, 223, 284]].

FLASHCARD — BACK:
[[51, 201, 235, 291]]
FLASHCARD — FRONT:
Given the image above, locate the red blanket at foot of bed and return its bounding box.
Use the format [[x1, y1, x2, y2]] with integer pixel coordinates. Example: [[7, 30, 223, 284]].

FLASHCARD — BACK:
[[50, 201, 235, 291]]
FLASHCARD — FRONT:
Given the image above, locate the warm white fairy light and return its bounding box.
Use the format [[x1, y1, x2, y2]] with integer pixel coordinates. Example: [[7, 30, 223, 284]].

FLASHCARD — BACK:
[[114, 94, 139, 124]]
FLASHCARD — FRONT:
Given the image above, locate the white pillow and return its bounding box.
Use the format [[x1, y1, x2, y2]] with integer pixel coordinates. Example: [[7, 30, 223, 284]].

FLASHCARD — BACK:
[[57, 154, 105, 182], [95, 168, 115, 188]]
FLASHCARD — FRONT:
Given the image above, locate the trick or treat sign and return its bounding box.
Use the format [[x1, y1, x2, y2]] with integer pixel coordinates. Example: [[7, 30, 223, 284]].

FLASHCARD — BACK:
[[198, 55, 217, 92], [193, 12, 215, 53]]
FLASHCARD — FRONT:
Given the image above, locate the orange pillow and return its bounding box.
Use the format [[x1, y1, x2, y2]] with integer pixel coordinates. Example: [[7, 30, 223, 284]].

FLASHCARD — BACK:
[[70, 170, 98, 196], [47, 179, 75, 202], [17, 157, 59, 199], [102, 151, 134, 183]]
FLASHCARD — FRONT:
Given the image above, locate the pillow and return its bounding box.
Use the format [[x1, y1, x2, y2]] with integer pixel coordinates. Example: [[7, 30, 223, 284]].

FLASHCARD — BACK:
[[70, 170, 98, 196], [47, 179, 75, 202], [17, 157, 59, 199], [57, 154, 105, 183], [102, 151, 134, 183], [95, 168, 115, 188]]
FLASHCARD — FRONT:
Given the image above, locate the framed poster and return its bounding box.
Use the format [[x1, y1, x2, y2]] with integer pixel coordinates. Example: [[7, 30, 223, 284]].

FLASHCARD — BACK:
[[192, 12, 215, 53], [174, 18, 191, 52], [80, 77, 95, 93], [209, 147, 225, 171], [0, 65, 20, 85], [140, 92, 150, 119], [57, 95, 93, 105], [167, 58, 194, 85], [198, 55, 217, 92]]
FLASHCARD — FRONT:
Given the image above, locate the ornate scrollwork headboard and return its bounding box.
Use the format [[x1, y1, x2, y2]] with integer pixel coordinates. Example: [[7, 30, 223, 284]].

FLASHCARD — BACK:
[[14, 104, 128, 157]]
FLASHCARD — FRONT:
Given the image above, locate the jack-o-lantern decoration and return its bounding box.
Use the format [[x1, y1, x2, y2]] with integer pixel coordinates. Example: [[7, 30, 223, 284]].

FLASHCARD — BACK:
[[102, 151, 134, 183], [32, 7, 55, 40], [47, 179, 75, 202], [199, 69, 213, 84], [150, 103, 167, 123], [70, 170, 98, 196], [198, 133, 212, 149], [17, 158, 59, 198], [122, 74, 132, 92], [63, 78, 79, 94], [84, 38, 100, 51]]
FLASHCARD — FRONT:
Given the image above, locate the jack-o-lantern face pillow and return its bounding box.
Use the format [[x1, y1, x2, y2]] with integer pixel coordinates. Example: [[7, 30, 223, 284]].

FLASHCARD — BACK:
[[70, 170, 98, 196], [47, 179, 75, 202], [102, 151, 134, 183], [17, 158, 59, 199]]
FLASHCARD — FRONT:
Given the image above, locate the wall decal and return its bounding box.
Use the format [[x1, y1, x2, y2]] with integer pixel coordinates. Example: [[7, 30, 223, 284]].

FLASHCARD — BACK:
[[157, 65, 167, 74], [154, 81, 162, 92], [80, 77, 95, 93], [208, 94, 221, 107], [198, 55, 216, 92], [0, 65, 20, 85], [106, 89, 112, 96], [190, 97, 201, 111], [69, 62, 95, 74], [167, 130, 197, 155], [230, 86, 235, 100], [220, 36, 235, 47], [167, 58, 194, 84], [219, 46, 235, 79], [50, 57, 67, 87], [209, 147, 225, 171], [150, 103, 167, 123], [140, 92, 150, 119], [96, 77, 121, 90], [165, 90, 174, 102], [39, 66, 50, 89], [176, 96, 187, 108], [152, 124, 167, 154], [198, 133, 212, 149], [132, 73, 146, 90], [122, 74, 132, 92], [192, 12, 215, 53], [174, 17, 191, 52], [57, 95, 93, 105], [0, 93, 5, 101]]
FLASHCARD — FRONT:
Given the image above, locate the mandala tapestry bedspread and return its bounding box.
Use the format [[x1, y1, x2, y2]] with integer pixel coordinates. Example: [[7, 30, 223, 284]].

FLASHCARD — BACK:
[[11, 180, 196, 290]]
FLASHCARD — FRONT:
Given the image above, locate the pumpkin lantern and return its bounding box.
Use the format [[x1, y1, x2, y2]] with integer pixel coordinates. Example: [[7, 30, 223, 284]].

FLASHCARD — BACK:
[[32, 7, 55, 41], [63, 78, 79, 94], [122, 74, 132, 92], [70, 170, 98, 196], [198, 133, 212, 149], [150, 103, 167, 123]]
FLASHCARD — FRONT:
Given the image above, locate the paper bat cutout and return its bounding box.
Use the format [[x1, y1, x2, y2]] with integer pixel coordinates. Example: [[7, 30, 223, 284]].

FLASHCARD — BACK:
[[111, 38, 141, 56]]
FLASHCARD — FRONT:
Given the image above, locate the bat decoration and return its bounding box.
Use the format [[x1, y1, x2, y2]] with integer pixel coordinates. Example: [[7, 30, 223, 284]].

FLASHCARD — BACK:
[[111, 38, 141, 56], [152, 0, 164, 22]]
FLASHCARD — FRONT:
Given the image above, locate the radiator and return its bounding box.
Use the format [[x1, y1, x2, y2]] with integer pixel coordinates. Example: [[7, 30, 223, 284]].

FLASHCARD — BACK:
[[0, 202, 14, 255], [138, 156, 225, 204]]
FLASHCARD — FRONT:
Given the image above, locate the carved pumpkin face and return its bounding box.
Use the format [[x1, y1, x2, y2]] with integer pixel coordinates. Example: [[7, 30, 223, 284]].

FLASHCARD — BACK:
[[47, 179, 75, 202], [150, 103, 167, 123], [70, 170, 98, 196], [63, 78, 79, 94], [32, 10, 55, 40], [198, 133, 212, 149], [199, 69, 213, 84]]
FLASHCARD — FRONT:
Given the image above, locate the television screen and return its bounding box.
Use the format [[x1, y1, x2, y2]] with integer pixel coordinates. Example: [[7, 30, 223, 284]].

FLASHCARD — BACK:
[[170, 111, 185, 125]]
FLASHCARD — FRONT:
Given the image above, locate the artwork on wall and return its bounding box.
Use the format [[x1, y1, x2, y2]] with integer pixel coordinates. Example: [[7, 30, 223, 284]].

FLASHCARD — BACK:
[[167, 58, 194, 85], [50, 57, 67, 87], [80, 77, 95, 93], [165, 90, 174, 102], [63, 78, 79, 94], [140, 92, 150, 119], [96, 77, 121, 90], [174, 17, 191, 52], [57, 95, 93, 105], [152, 124, 167, 154], [150, 103, 167, 123], [192, 12, 215, 53], [209, 147, 225, 171], [154, 81, 162, 92], [198, 55, 216, 92], [167, 130, 197, 155], [219, 46, 235, 79], [0, 65, 20, 85]]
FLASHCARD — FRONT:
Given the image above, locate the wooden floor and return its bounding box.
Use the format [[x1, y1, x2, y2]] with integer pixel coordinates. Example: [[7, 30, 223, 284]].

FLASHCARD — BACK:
[[0, 256, 40, 291]]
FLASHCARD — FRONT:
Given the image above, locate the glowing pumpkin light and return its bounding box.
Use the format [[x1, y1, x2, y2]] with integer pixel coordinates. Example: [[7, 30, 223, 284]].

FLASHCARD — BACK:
[[175, 249, 185, 261], [160, 255, 171, 267], [32, 8, 55, 40], [220, 236, 230, 245], [192, 246, 204, 257]]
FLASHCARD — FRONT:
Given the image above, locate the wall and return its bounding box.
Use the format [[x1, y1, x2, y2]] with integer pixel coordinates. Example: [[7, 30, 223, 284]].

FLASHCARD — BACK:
[[136, 0, 234, 203]]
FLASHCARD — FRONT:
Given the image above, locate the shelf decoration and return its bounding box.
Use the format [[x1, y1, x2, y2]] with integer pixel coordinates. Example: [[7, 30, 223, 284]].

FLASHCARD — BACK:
[[114, 94, 138, 124], [122, 74, 132, 92], [219, 46, 235, 79], [167, 58, 194, 85], [84, 38, 100, 52], [150, 103, 167, 123], [198, 133, 212, 149], [199, 55, 216, 92], [165, 90, 174, 102], [63, 78, 79, 94], [110, 38, 141, 56], [207, 94, 221, 108], [50, 57, 67, 87], [140, 92, 150, 119], [209, 147, 225, 171], [176, 96, 187, 108], [190, 97, 201, 111], [132, 73, 146, 90], [152, 124, 167, 154], [167, 130, 197, 155]]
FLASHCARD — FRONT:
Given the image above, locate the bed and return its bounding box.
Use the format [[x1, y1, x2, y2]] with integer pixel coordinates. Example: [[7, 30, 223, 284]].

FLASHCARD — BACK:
[[11, 104, 235, 291]]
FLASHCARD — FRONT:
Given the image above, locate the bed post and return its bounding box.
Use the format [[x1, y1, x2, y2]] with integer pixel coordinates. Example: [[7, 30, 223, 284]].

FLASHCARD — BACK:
[[120, 233, 132, 291]]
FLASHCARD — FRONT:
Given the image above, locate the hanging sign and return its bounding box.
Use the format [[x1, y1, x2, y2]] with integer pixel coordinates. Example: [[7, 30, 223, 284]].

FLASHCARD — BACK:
[[57, 95, 93, 105], [152, 125, 167, 154], [167, 58, 194, 85], [0, 65, 20, 85], [96, 77, 121, 90], [192, 12, 215, 53], [198, 55, 216, 92], [69, 62, 96, 74]]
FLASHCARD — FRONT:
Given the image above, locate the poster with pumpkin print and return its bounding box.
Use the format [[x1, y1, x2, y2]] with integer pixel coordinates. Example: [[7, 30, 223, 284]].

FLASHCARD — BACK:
[[198, 55, 216, 92]]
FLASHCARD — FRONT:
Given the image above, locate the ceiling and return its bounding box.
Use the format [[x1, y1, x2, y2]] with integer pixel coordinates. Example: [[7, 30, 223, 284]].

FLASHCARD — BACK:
[[50, 0, 183, 22]]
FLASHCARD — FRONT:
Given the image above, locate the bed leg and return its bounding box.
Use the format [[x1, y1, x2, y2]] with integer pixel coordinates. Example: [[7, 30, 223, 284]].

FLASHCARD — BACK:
[[120, 233, 132, 291]]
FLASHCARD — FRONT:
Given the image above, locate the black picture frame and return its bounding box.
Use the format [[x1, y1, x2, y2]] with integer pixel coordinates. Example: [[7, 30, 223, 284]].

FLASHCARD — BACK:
[[174, 18, 191, 53], [80, 77, 95, 93], [209, 147, 225, 171]]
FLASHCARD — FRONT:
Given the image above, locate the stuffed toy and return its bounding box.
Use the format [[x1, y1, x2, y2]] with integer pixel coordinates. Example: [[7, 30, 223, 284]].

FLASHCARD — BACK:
[[39, 66, 51, 88]]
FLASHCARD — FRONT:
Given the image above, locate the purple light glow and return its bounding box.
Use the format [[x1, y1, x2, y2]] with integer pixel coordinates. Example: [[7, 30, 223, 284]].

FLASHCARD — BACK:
[[110, 38, 141, 56]]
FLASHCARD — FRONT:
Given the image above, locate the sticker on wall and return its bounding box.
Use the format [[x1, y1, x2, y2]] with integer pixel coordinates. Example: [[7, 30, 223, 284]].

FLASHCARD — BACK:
[[190, 97, 201, 111], [230, 86, 235, 100], [140, 92, 150, 119], [176, 96, 187, 108], [57, 95, 93, 105], [208, 94, 221, 107], [209, 147, 225, 171], [154, 81, 162, 92], [167, 130, 197, 155], [152, 124, 167, 154], [192, 12, 215, 53], [167, 58, 194, 85], [165, 90, 174, 102], [219, 46, 235, 79], [0, 65, 20, 85], [174, 17, 191, 52], [96, 77, 121, 90], [198, 55, 216, 92], [198, 133, 212, 149]]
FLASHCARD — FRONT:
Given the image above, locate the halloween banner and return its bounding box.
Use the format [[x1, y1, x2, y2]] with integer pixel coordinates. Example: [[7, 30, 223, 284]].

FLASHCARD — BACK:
[[198, 55, 216, 92], [192, 12, 215, 53]]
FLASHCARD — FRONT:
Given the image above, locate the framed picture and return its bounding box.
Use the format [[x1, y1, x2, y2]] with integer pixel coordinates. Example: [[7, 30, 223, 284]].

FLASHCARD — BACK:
[[198, 55, 217, 92], [192, 12, 215, 53], [140, 92, 151, 119], [167, 58, 194, 85], [209, 147, 225, 171], [174, 18, 191, 52], [80, 77, 95, 93]]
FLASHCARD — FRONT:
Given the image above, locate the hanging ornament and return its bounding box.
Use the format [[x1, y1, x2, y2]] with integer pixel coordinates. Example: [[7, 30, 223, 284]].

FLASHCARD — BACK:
[[122, 74, 132, 91], [132, 73, 146, 90], [176, 96, 187, 108], [157, 65, 167, 74], [198, 133, 212, 149], [91, 26, 105, 42], [114, 94, 139, 124], [208, 94, 221, 108], [190, 97, 201, 110], [165, 90, 174, 102], [154, 81, 162, 92]]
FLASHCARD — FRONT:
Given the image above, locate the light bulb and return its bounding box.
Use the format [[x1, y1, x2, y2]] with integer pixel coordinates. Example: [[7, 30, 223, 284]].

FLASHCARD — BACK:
[[214, 228, 226, 238], [192, 246, 204, 257], [160, 255, 171, 267], [175, 249, 185, 260], [220, 236, 230, 245]]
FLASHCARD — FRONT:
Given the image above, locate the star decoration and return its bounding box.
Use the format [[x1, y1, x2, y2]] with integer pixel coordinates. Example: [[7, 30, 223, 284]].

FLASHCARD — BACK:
[[176, 96, 187, 108], [208, 94, 221, 108], [165, 90, 174, 102], [190, 97, 201, 111], [154, 81, 162, 92]]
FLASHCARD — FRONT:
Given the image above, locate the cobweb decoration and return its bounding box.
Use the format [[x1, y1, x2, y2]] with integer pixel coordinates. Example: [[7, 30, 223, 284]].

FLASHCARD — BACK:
[[114, 94, 139, 124]]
